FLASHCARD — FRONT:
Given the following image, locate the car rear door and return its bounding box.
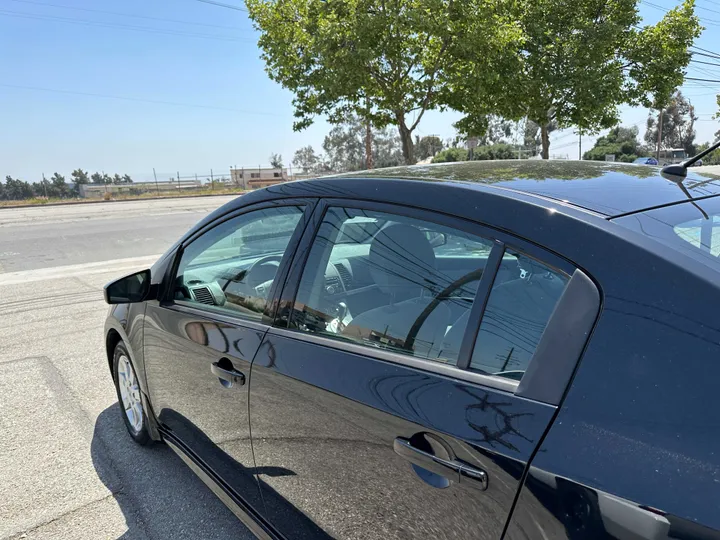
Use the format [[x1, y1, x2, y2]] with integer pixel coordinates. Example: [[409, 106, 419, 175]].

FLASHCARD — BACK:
[[143, 199, 315, 515], [248, 200, 600, 539]]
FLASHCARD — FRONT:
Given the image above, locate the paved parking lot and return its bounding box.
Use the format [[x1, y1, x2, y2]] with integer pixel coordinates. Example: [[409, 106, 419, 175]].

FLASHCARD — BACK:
[[0, 197, 253, 539]]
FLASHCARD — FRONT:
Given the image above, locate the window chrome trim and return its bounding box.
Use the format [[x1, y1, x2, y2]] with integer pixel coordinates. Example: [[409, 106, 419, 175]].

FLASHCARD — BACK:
[[164, 301, 271, 333], [267, 326, 520, 394]]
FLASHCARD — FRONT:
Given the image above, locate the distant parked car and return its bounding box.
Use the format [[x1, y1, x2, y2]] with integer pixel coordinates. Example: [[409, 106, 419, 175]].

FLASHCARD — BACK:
[[633, 156, 659, 165], [104, 160, 720, 539], [689, 158, 704, 167]]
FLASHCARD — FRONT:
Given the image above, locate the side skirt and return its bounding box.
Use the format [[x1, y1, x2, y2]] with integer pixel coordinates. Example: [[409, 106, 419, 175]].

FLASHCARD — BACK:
[[160, 427, 281, 540]]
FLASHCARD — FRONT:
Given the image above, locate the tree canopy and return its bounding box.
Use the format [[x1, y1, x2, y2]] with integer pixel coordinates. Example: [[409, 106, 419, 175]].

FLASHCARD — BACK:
[[322, 115, 404, 171], [414, 136, 444, 160], [269, 153, 283, 169], [584, 125, 648, 162], [645, 91, 697, 154], [246, 0, 518, 164], [444, 0, 700, 158]]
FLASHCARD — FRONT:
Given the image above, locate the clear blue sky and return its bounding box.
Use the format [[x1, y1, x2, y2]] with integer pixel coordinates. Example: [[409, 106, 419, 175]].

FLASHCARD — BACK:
[[0, 0, 719, 182]]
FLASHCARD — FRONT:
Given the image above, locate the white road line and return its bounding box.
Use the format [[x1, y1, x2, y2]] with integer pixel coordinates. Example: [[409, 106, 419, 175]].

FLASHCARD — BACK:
[[0, 255, 162, 286]]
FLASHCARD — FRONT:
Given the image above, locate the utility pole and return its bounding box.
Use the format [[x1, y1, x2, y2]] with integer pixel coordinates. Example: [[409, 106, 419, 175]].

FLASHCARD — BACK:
[[153, 167, 159, 195], [656, 109, 664, 162], [177, 171, 180, 190], [210, 168, 214, 190], [365, 120, 373, 170], [578, 129, 582, 160]]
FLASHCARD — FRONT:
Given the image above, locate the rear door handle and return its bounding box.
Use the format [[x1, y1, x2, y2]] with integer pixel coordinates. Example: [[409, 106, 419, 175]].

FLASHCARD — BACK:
[[211, 361, 246, 388], [393, 436, 488, 491]]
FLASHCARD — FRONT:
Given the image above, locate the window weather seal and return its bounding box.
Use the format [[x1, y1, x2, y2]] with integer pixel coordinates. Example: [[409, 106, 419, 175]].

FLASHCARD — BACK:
[[456, 240, 505, 370]]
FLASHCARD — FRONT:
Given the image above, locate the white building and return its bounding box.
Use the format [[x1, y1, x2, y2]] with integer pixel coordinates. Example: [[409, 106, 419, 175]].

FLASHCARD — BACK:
[[230, 167, 289, 189]]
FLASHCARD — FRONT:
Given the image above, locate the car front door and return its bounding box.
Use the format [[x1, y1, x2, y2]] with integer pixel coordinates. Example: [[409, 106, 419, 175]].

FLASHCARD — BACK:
[[143, 200, 314, 513], [248, 201, 599, 539]]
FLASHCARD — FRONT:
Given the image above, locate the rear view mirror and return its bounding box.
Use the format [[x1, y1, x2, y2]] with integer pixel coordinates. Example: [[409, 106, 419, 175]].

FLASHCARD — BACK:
[[104, 269, 152, 304], [425, 231, 447, 248]]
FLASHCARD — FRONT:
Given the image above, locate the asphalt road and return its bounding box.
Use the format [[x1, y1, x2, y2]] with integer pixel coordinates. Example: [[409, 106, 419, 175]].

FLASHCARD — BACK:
[[0, 196, 254, 539]]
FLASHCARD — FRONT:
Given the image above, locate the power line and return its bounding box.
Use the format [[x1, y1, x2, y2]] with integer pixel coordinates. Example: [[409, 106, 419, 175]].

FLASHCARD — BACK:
[[0, 8, 253, 42], [0, 83, 285, 116], [691, 49, 720, 60], [193, 0, 248, 12], [642, 1, 720, 25], [692, 44, 720, 58], [686, 75, 720, 83], [691, 58, 720, 67], [5, 0, 246, 30]]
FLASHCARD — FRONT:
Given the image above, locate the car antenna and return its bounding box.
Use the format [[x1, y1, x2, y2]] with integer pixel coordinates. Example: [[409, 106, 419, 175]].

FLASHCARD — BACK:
[[661, 139, 720, 177]]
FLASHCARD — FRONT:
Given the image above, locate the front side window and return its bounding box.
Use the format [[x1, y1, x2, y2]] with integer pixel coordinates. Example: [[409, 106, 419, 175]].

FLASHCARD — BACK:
[[290, 207, 494, 364], [174, 206, 304, 321]]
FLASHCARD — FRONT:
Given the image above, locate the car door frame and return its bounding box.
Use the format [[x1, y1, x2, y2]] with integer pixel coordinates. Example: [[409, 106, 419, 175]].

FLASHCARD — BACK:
[[143, 196, 319, 540], [271, 197, 601, 405], [247, 196, 601, 539]]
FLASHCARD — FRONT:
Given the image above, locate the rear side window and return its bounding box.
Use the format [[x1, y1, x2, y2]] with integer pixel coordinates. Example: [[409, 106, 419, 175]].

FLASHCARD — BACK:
[[288, 205, 572, 383], [469, 250, 569, 378]]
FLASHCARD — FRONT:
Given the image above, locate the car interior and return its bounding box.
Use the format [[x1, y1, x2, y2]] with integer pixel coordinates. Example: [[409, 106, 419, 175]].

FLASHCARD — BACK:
[[172, 207, 567, 380]]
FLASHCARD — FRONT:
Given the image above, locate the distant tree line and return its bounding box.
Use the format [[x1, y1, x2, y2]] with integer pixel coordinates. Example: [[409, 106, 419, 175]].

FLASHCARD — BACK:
[[290, 115, 547, 174], [0, 169, 133, 201]]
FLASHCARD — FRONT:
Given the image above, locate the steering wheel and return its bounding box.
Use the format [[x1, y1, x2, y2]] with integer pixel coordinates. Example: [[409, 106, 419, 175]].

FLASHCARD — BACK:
[[245, 254, 283, 288], [222, 254, 284, 300]]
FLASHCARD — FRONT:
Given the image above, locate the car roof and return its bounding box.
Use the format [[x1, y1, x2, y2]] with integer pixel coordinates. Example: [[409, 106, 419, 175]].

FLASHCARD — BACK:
[[332, 160, 720, 217]]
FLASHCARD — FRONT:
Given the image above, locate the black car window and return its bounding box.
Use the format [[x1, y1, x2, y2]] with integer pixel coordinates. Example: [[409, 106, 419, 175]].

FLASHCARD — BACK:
[[469, 249, 569, 378], [174, 206, 305, 321], [289, 206, 494, 364]]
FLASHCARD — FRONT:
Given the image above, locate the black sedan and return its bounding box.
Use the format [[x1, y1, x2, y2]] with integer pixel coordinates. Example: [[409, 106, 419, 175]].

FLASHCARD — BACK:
[[104, 160, 720, 540]]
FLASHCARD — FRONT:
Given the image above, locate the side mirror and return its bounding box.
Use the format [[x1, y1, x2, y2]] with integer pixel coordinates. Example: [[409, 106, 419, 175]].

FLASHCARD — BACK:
[[104, 269, 152, 304]]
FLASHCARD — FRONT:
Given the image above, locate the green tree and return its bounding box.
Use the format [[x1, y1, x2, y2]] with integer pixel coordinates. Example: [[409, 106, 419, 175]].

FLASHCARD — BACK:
[[122, 174, 133, 184], [695, 141, 720, 165], [645, 91, 697, 155], [90, 172, 104, 184], [432, 147, 468, 163], [50, 172, 69, 198], [71, 169, 89, 185], [322, 115, 403, 172], [584, 125, 647, 162], [246, 0, 515, 165], [451, 0, 700, 159], [415, 136, 444, 160], [373, 126, 404, 168], [269, 153, 284, 169], [323, 120, 366, 172], [4, 176, 34, 200], [293, 145, 321, 174], [471, 143, 522, 160]]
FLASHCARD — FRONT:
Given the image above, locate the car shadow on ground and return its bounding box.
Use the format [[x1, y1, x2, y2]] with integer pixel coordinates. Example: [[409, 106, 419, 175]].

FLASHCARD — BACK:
[[91, 404, 253, 540]]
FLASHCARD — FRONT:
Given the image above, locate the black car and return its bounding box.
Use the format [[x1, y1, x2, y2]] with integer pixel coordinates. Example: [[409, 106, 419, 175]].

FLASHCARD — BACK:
[[104, 160, 720, 540]]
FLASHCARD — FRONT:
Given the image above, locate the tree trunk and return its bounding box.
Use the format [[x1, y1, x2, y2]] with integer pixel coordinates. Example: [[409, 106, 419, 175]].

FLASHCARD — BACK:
[[396, 113, 415, 165], [541, 124, 550, 159], [365, 120, 374, 170]]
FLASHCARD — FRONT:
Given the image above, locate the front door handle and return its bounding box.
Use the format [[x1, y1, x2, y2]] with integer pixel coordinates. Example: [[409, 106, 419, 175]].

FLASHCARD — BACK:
[[211, 361, 246, 388], [394, 436, 488, 491]]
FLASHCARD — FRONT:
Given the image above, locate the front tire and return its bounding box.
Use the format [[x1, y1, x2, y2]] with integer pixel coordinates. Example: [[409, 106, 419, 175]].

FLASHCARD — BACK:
[[113, 342, 151, 446]]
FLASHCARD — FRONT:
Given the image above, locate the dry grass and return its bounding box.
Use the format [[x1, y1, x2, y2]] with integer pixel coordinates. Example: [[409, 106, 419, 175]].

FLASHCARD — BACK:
[[0, 187, 249, 208]]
